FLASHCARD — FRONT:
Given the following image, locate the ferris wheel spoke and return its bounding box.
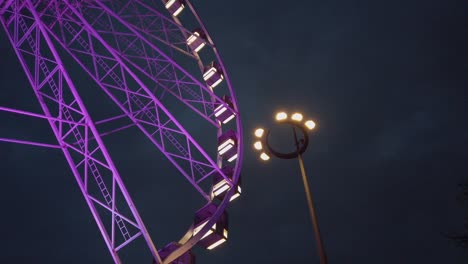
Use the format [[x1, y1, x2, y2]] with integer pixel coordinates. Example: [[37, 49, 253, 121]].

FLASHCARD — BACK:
[[0, 105, 86, 126], [0, 137, 62, 149], [1, 2, 163, 263]]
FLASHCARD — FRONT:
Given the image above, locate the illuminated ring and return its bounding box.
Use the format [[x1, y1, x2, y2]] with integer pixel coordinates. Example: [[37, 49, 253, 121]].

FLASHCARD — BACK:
[[162, 1, 243, 263], [264, 121, 309, 159]]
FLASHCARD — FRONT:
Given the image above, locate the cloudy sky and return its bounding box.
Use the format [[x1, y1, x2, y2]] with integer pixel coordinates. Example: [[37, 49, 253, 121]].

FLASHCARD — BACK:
[[0, 0, 467, 263]]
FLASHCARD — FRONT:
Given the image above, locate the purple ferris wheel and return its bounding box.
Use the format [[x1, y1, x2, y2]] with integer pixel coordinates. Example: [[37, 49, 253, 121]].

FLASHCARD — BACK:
[[0, 0, 242, 263]]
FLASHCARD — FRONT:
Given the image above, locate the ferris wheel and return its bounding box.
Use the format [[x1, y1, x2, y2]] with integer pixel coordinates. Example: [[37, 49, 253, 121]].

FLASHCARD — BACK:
[[0, 0, 242, 263]]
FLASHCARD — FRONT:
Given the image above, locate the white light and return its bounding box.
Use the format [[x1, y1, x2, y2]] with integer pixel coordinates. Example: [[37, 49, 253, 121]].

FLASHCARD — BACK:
[[172, 4, 184, 16], [218, 144, 233, 155], [203, 67, 216, 80], [213, 184, 230, 196], [194, 42, 206, 53], [229, 186, 242, 201], [218, 139, 234, 152], [165, 0, 176, 8], [222, 114, 236, 124], [223, 229, 228, 238], [209, 75, 224, 88], [230, 192, 240, 201], [275, 112, 287, 121], [260, 152, 270, 161], [194, 221, 216, 239], [227, 153, 238, 162], [291, 113, 303, 122], [305, 120, 316, 130], [213, 179, 228, 192], [207, 238, 226, 250], [214, 105, 227, 117], [254, 128, 264, 138], [187, 32, 206, 53], [186, 32, 199, 45], [253, 141, 262, 150], [193, 220, 207, 235], [202, 229, 213, 239]]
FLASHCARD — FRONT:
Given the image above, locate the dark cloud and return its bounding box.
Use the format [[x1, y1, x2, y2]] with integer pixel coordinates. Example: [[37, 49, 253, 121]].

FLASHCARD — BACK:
[[1, 0, 467, 263]]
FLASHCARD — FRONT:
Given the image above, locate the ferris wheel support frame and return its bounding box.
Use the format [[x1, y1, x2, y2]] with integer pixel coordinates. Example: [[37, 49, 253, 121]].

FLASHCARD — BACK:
[[1, 1, 162, 263], [0, 0, 243, 263]]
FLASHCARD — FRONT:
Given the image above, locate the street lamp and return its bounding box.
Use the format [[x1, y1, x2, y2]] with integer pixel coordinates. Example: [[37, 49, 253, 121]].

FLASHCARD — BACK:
[[253, 111, 327, 264]]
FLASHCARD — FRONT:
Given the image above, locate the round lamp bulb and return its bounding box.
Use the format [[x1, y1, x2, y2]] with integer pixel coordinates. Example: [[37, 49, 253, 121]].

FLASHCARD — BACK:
[[305, 120, 316, 130], [260, 152, 270, 161], [291, 113, 303, 122], [254, 141, 262, 150], [275, 112, 287, 121], [254, 128, 264, 138]]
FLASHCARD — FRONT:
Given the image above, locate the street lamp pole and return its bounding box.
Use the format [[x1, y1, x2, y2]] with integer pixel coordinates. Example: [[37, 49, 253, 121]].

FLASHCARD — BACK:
[[253, 111, 328, 263], [293, 127, 328, 264]]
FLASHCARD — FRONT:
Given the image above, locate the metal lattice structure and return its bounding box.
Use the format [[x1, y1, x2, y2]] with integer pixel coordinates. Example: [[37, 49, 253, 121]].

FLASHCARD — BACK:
[[0, 0, 242, 263]]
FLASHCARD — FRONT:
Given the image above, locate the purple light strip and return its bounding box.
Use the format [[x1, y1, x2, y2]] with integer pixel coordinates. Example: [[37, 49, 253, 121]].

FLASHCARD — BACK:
[[0, 0, 14, 15], [0, 105, 84, 126], [115, 231, 142, 252], [98, 123, 135, 137], [0, 137, 61, 149], [95, 113, 129, 125]]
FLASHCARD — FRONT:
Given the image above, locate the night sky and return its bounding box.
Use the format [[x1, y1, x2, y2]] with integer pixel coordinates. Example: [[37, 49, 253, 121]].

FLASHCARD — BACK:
[[1, 0, 467, 263]]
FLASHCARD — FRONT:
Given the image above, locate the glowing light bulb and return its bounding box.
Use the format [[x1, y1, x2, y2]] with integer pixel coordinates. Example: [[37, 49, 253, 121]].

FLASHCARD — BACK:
[[275, 112, 287, 121], [254, 128, 264, 138], [305, 120, 316, 130], [291, 113, 303, 122], [254, 141, 262, 150], [260, 152, 270, 161]]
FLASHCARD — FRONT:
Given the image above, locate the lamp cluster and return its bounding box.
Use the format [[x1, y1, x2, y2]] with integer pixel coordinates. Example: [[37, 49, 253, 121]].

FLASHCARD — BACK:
[[253, 111, 316, 161], [252, 128, 270, 161], [275, 111, 316, 130]]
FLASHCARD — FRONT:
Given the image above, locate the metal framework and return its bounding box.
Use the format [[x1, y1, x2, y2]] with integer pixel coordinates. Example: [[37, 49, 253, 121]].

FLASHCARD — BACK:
[[0, 0, 242, 263]]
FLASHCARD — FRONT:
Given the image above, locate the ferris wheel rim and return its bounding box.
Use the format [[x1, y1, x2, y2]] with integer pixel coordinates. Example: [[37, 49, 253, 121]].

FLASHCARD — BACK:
[[156, 0, 244, 261], [0, 0, 244, 262]]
